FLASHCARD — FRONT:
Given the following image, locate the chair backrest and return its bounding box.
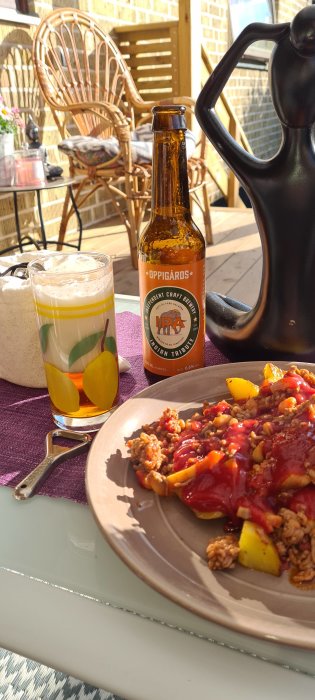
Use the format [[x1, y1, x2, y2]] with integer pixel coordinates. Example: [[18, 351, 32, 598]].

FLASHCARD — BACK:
[[33, 8, 140, 138]]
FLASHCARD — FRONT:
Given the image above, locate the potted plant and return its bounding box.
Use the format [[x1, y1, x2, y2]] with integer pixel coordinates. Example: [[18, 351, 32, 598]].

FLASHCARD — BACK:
[[0, 96, 24, 159]]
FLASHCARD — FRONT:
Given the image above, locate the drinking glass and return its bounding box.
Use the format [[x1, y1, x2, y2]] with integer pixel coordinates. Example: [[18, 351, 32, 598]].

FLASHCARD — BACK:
[[28, 252, 119, 432], [14, 149, 46, 187]]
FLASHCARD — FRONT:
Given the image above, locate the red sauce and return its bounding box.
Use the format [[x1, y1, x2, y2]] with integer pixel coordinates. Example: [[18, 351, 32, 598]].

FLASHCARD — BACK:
[[181, 459, 247, 518], [289, 486, 315, 520], [175, 370, 315, 532]]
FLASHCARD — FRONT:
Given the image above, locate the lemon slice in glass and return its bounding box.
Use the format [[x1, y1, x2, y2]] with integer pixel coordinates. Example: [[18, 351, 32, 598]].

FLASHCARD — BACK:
[[44, 363, 80, 414], [83, 350, 118, 410]]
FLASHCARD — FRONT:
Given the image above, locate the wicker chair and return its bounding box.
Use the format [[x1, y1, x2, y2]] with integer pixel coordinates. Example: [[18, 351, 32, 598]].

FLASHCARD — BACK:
[[33, 8, 213, 268]]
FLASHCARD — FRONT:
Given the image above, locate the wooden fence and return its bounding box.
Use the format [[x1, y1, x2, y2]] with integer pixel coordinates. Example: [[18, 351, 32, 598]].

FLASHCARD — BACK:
[[115, 11, 252, 207]]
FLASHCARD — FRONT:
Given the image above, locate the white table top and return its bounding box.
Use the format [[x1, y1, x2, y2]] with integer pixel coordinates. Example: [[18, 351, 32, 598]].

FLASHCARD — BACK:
[[1, 294, 315, 699]]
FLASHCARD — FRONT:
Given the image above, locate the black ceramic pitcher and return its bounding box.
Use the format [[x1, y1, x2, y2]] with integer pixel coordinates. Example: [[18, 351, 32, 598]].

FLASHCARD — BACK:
[[196, 5, 315, 360]]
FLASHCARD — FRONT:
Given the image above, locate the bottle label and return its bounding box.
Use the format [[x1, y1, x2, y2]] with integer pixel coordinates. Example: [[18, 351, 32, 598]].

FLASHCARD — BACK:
[[139, 259, 205, 376]]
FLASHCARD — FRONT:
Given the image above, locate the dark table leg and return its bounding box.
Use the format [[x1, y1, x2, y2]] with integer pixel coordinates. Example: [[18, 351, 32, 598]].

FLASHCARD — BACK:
[[1, 183, 83, 256], [68, 185, 83, 250], [1, 192, 44, 256], [36, 188, 47, 248], [13, 191, 23, 253]]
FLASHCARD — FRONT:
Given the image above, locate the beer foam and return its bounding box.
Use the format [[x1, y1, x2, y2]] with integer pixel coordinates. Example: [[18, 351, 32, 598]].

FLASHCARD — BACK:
[[44, 253, 103, 274], [33, 253, 112, 306]]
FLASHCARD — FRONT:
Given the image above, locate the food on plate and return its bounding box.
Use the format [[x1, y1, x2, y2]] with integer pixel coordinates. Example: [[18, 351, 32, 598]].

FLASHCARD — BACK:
[[127, 363, 315, 587], [225, 377, 259, 400], [237, 521, 281, 576]]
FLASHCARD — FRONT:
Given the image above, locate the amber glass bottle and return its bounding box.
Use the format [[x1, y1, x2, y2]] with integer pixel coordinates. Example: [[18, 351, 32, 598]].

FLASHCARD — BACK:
[[138, 105, 205, 377]]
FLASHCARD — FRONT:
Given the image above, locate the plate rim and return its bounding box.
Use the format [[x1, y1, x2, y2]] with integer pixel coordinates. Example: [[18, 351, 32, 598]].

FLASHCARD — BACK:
[[86, 360, 315, 649]]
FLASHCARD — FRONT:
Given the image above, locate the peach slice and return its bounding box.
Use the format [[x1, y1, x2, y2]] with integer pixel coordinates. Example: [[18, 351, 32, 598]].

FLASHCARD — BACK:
[[226, 377, 259, 400], [238, 520, 281, 576], [263, 362, 284, 382]]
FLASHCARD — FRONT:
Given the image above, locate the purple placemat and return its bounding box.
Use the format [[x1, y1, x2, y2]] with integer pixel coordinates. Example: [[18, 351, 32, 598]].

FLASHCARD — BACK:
[[0, 311, 229, 503]]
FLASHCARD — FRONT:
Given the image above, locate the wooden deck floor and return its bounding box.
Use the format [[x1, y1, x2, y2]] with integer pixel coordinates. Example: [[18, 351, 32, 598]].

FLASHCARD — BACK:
[[76, 207, 262, 306]]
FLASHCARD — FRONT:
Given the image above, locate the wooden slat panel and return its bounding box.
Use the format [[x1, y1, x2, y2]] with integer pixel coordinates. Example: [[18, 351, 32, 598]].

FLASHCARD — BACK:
[[125, 54, 172, 67], [115, 21, 179, 98], [169, 25, 180, 95], [115, 19, 250, 204], [134, 78, 173, 90], [115, 20, 178, 34], [119, 41, 171, 56], [135, 88, 172, 98], [116, 28, 172, 42], [129, 67, 172, 78]]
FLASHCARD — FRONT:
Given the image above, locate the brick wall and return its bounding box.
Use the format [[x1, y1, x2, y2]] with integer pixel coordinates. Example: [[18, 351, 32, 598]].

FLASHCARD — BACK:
[[201, 0, 309, 161], [0, 0, 311, 249]]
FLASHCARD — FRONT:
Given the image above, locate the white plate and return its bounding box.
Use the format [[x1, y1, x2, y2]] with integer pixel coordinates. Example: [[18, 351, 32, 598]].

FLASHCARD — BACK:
[[86, 361, 315, 649]]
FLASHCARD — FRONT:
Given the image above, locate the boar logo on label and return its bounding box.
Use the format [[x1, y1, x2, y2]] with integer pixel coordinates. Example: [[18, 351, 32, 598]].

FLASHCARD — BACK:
[[156, 309, 186, 335], [143, 286, 199, 359]]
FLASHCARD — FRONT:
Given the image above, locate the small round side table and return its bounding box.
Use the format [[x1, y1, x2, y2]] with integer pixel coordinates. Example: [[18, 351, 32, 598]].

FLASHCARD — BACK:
[[0, 177, 82, 255]]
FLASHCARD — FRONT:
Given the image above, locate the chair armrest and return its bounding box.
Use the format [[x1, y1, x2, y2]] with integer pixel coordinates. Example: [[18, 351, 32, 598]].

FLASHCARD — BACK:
[[58, 100, 135, 169], [57, 100, 132, 142], [125, 83, 196, 112]]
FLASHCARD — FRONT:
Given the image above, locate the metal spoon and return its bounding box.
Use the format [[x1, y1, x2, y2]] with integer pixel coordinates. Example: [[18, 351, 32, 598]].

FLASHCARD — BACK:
[[0, 263, 30, 279], [14, 429, 92, 500], [0, 260, 45, 280]]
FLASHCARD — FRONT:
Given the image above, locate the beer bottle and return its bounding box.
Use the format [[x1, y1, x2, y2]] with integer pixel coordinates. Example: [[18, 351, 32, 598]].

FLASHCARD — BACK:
[[138, 105, 205, 377]]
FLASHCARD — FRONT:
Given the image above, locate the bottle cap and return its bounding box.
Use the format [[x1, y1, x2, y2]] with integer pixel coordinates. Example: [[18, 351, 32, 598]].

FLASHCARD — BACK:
[[152, 105, 187, 131]]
